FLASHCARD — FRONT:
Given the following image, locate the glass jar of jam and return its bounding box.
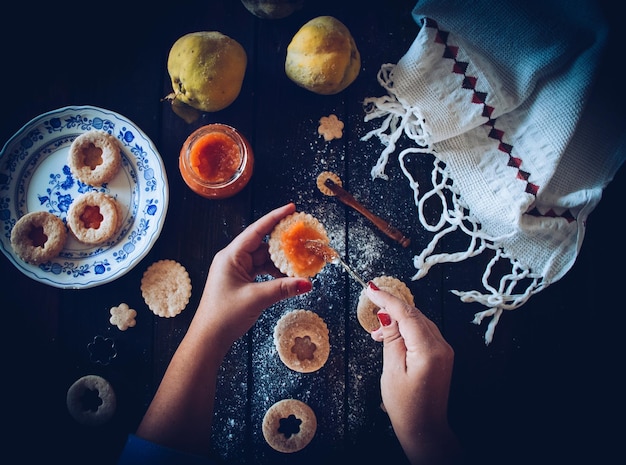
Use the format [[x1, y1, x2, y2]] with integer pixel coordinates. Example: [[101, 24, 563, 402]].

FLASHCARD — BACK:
[[179, 123, 254, 199]]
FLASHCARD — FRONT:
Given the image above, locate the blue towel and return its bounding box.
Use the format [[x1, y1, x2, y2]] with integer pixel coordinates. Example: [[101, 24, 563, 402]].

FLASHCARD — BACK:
[[363, 0, 624, 343]]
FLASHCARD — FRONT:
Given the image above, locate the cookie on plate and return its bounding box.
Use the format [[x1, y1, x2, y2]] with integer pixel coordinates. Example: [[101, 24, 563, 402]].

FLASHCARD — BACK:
[[10, 210, 67, 265], [66, 191, 122, 245], [68, 130, 122, 186]]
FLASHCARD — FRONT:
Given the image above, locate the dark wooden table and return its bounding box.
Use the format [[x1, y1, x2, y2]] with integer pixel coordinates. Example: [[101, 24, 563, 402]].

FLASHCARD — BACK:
[[2, 1, 624, 464]]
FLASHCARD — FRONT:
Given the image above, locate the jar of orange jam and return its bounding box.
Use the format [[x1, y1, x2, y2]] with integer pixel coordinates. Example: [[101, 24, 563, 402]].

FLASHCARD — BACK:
[[179, 123, 254, 199]]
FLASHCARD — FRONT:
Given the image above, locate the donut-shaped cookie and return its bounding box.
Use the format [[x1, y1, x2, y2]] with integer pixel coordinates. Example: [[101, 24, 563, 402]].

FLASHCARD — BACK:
[[68, 130, 122, 186], [10, 211, 67, 265], [356, 275, 415, 332], [316, 171, 342, 196], [66, 191, 121, 245], [66, 375, 116, 426], [262, 399, 317, 453], [268, 212, 329, 278], [274, 309, 330, 373]]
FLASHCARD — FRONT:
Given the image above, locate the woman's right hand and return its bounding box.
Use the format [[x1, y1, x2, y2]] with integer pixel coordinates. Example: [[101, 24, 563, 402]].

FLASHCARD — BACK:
[[367, 283, 461, 464]]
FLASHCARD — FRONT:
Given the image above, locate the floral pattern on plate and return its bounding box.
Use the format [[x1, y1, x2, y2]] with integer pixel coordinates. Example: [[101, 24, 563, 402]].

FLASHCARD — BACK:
[[0, 105, 168, 289]]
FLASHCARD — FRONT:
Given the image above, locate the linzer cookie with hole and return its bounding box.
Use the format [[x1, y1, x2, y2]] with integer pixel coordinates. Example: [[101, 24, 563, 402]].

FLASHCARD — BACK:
[[262, 399, 317, 453], [141, 259, 191, 318], [66, 375, 116, 426], [357, 275, 415, 332], [268, 212, 330, 278], [274, 309, 329, 373], [10, 210, 67, 264], [68, 130, 122, 186], [66, 191, 122, 245]]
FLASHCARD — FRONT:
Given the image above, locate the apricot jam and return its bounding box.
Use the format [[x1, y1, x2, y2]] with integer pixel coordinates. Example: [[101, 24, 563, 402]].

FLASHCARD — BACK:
[[281, 220, 326, 276], [79, 205, 103, 229], [179, 124, 254, 199]]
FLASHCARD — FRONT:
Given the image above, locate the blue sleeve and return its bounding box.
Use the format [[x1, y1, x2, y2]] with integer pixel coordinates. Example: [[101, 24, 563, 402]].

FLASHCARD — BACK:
[[117, 434, 219, 465]]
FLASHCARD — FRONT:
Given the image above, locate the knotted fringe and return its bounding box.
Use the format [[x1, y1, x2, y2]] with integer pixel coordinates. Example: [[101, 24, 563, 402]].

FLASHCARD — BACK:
[[361, 65, 544, 344]]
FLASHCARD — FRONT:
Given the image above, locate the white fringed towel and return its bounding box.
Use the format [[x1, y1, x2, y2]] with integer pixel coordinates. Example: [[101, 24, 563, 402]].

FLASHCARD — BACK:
[[362, 0, 625, 343]]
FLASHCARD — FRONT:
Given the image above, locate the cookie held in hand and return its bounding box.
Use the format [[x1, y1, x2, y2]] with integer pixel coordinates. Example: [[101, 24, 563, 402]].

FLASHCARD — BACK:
[[357, 275, 414, 332], [268, 212, 330, 278]]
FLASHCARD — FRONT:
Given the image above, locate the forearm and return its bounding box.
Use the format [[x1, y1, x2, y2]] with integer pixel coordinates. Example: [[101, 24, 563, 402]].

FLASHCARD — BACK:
[[136, 323, 229, 456], [396, 423, 461, 465]]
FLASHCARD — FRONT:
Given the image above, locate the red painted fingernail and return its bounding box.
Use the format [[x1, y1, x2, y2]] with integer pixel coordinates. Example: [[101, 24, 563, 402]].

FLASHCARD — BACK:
[[368, 281, 379, 291], [296, 280, 312, 294], [377, 311, 391, 327]]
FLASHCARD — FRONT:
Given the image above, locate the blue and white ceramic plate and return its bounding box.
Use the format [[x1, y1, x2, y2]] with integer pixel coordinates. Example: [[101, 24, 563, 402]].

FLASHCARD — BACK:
[[0, 106, 168, 289]]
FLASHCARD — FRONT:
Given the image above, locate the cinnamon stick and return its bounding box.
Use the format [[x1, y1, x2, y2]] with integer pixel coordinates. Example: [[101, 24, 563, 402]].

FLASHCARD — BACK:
[[324, 178, 410, 247]]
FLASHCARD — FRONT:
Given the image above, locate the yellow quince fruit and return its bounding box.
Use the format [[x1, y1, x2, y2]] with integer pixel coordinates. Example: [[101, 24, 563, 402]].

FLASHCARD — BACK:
[[165, 31, 247, 113], [285, 16, 360, 95]]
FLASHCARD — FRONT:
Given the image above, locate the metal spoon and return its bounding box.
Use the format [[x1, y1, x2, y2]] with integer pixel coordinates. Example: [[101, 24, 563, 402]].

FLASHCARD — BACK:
[[304, 240, 368, 288]]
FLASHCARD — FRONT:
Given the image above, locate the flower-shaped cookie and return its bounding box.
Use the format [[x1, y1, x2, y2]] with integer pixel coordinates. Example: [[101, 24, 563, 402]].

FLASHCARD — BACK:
[[318, 114, 344, 141], [109, 303, 137, 331]]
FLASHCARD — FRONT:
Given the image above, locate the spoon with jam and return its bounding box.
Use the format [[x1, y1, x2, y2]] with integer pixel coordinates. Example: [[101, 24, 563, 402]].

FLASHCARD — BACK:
[[304, 240, 368, 288]]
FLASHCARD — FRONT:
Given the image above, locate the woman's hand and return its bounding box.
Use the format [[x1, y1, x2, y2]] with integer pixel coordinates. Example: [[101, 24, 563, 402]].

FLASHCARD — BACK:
[[192, 202, 312, 349], [368, 283, 461, 464]]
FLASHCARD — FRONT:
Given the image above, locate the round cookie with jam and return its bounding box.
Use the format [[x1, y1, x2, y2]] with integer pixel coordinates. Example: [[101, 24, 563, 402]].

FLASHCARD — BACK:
[[68, 130, 122, 186], [66, 191, 122, 245], [10, 210, 67, 264], [268, 212, 330, 278]]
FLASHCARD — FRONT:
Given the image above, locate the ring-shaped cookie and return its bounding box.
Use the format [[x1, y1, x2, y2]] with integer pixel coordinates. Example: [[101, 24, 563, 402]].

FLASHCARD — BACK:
[[10, 210, 67, 264], [262, 399, 317, 453], [274, 309, 330, 373], [268, 212, 329, 278], [67, 191, 121, 245], [356, 275, 415, 332], [68, 130, 122, 186], [316, 171, 342, 196], [66, 375, 116, 426]]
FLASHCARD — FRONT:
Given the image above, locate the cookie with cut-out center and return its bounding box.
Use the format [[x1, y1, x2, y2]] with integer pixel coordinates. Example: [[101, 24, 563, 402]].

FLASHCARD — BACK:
[[66, 191, 122, 245], [68, 130, 121, 186], [10, 210, 67, 264], [356, 275, 414, 332], [274, 309, 329, 373], [66, 375, 116, 426], [262, 399, 316, 453]]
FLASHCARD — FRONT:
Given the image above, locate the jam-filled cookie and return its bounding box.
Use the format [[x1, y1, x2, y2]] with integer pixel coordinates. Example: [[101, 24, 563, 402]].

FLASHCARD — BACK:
[[268, 212, 330, 278], [10, 210, 67, 265], [66, 191, 122, 245], [68, 130, 122, 186]]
